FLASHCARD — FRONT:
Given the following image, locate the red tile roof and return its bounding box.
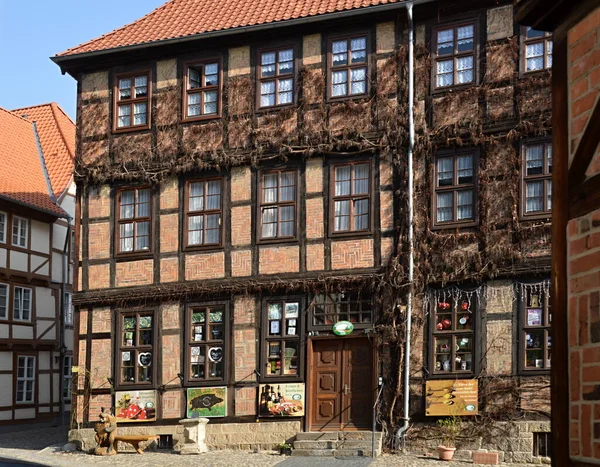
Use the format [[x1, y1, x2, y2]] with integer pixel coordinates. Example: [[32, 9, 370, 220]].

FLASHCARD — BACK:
[[0, 107, 68, 217], [12, 103, 76, 198], [57, 0, 403, 57]]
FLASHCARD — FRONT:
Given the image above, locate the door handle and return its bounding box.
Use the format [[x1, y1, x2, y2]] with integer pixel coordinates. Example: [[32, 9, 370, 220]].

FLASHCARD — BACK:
[[343, 384, 350, 395]]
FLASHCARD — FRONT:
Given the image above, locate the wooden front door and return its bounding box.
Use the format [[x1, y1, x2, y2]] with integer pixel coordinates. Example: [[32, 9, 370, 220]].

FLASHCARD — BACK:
[[310, 338, 373, 431]]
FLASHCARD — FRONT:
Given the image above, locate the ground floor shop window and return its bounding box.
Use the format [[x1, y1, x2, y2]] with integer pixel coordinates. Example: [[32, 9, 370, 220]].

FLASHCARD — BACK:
[[309, 290, 373, 329], [262, 299, 302, 378], [63, 355, 72, 401], [518, 281, 551, 372], [118, 311, 154, 385], [186, 303, 227, 383]]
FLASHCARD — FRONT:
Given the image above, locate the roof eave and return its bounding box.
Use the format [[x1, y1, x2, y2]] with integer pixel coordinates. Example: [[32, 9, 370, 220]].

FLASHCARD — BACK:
[[0, 194, 68, 219], [52, 0, 435, 71]]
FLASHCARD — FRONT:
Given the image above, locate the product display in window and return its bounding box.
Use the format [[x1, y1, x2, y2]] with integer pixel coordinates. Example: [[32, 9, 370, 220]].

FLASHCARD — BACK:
[[266, 301, 299, 376], [188, 306, 225, 380]]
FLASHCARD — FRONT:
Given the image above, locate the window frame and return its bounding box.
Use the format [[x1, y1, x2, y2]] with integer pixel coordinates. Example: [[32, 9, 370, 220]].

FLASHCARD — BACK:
[[327, 32, 371, 101], [184, 301, 229, 386], [13, 286, 32, 322], [432, 20, 479, 92], [15, 355, 36, 404], [184, 178, 224, 250], [11, 215, 28, 249], [329, 160, 374, 237], [260, 297, 304, 383], [0, 283, 8, 321], [518, 285, 551, 375], [520, 27, 553, 75], [432, 148, 479, 230], [0, 211, 6, 244], [428, 292, 478, 378], [308, 289, 374, 331], [63, 355, 73, 402], [521, 139, 552, 220], [116, 310, 156, 388], [256, 45, 298, 110], [257, 168, 299, 243], [115, 186, 153, 257], [113, 70, 152, 133], [182, 58, 222, 122]]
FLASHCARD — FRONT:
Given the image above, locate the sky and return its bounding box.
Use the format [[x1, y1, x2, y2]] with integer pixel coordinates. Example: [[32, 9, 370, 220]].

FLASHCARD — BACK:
[[0, 0, 166, 120]]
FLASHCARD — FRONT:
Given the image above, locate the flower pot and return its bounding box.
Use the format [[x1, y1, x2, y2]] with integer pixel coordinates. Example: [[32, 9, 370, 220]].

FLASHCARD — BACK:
[[279, 447, 292, 455], [437, 445, 456, 461]]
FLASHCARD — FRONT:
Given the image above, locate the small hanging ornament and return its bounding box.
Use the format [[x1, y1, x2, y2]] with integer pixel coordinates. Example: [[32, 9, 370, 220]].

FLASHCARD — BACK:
[[439, 301, 451, 310], [461, 301, 469, 311]]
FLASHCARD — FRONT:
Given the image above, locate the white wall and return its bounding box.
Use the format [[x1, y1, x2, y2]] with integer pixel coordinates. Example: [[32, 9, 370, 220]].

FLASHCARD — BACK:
[[10, 251, 27, 272], [30, 220, 50, 254]]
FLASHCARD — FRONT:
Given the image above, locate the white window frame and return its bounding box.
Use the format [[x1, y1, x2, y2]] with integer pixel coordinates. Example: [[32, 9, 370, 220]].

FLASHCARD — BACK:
[[12, 216, 28, 248], [0, 283, 8, 320], [16, 356, 35, 404], [63, 355, 73, 401], [13, 286, 32, 322], [0, 211, 6, 243], [64, 292, 73, 327]]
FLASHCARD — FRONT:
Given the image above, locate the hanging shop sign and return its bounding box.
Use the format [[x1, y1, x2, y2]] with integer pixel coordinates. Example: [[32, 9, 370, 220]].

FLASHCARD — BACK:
[[332, 321, 354, 336], [115, 390, 157, 422], [425, 379, 478, 416], [258, 383, 305, 417], [187, 387, 227, 418]]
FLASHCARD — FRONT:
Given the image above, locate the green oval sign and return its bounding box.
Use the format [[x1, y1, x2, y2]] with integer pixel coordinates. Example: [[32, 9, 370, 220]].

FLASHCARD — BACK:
[[333, 321, 354, 336]]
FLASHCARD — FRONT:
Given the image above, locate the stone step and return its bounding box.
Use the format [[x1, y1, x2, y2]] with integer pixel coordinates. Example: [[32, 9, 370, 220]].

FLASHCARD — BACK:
[[339, 431, 382, 441], [293, 440, 337, 450], [295, 432, 340, 441], [292, 449, 336, 457], [292, 448, 379, 457], [334, 448, 376, 457], [336, 440, 381, 449]]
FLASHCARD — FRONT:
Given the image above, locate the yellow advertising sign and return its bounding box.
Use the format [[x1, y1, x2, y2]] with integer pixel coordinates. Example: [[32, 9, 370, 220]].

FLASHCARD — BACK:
[[425, 379, 478, 416]]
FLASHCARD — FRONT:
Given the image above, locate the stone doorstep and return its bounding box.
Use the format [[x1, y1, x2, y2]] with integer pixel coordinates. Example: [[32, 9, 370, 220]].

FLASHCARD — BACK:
[[292, 448, 378, 457], [295, 431, 382, 441]]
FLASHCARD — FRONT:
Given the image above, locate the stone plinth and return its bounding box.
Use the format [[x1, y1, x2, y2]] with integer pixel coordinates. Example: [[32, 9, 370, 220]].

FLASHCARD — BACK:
[[179, 418, 209, 455]]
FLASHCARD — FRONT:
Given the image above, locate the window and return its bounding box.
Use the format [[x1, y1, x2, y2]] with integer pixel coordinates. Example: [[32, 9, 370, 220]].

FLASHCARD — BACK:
[[329, 35, 368, 98], [117, 187, 151, 254], [522, 141, 552, 217], [0, 212, 5, 243], [12, 216, 28, 248], [260, 170, 297, 240], [332, 162, 371, 233], [13, 286, 32, 322], [183, 61, 220, 120], [115, 72, 150, 130], [309, 290, 373, 329], [186, 179, 222, 248], [431, 294, 476, 375], [533, 432, 552, 458], [522, 27, 552, 73], [258, 48, 295, 108], [434, 23, 476, 89], [520, 287, 551, 372], [118, 311, 154, 385], [186, 304, 227, 383], [63, 355, 73, 401], [263, 300, 301, 378], [0, 283, 7, 320], [64, 292, 73, 327], [433, 150, 477, 227], [16, 356, 35, 403]]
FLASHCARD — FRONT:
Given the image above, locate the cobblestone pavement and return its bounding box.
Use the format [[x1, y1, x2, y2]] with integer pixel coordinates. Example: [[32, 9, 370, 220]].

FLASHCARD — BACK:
[[0, 426, 543, 467]]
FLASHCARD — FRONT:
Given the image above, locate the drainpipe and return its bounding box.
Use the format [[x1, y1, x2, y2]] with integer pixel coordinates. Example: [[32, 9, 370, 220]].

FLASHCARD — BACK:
[[60, 216, 72, 425], [396, 0, 415, 445]]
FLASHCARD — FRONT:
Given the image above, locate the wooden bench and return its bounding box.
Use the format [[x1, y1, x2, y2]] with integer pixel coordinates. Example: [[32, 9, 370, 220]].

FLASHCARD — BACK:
[[114, 434, 159, 454]]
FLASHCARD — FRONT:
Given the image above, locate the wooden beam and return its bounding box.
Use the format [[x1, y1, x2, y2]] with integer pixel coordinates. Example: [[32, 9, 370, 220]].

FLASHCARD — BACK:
[[550, 36, 570, 467], [569, 95, 600, 189], [569, 173, 600, 219]]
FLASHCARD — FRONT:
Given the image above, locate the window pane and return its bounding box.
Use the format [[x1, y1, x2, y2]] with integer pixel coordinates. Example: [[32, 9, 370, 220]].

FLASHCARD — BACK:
[[526, 145, 544, 175], [332, 40, 347, 54], [189, 182, 204, 211], [332, 70, 348, 97], [279, 78, 293, 93], [133, 103, 147, 125], [117, 105, 131, 127], [189, 215, 203, 245], [205, 63, 218, 85], [457, 190, 473, 220], [280, 172, 296, 201], [261, 52, 276, 65], [547, 145, 553, 173], [437, 192, 453, 222], [136, 222, 150, 250], [334, 200, 350, 231], [335, 166, 351, 196], [204, 91, 218, 114], [206, 180, 221, 209], [457, 155, 473, 184], [526, 27, 545, 39], [437, 158, 453, 186], [263, 174, 278, 202], [187, 93, 201, 116], [262, 208, 277, 238], [526, 181, 544, 213], [279, 91, 293, 105], [457, 25, 474, 52], [350, 68, 366, 94], [354, 199, 369, 230], [547, 180, 552, 211], [137, 189, 150, 217], [526, 43, 544, 71], [120, 191, 134, 218], [119, 78, 132, 89], [0, 284, 7, 319], [437, 29, 454, 55], [279, 49, 294, 63], [437, 60, 454, 87], [120, 223, 134, 252], [354, 164, 369, 194], [456, 56, 473, 84]]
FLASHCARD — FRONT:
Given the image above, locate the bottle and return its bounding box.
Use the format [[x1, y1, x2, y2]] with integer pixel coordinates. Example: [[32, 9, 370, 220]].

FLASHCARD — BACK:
[[277, 385, 284, 403]]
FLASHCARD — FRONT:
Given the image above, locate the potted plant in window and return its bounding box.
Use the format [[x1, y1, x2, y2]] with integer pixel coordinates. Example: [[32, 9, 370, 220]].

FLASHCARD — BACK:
[[437, 416, 461, 461]]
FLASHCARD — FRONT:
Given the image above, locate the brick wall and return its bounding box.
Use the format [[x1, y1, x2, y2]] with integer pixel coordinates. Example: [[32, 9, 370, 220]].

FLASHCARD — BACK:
[[231, 206, 252, 246], [115, 260, 153, 287], [231, 250, 252, 277], [89, 339, 112, 389], [233, 296, 256, 385], [91, 307, 111, 334], [160, 213, 179, 253], [88, 185, 110, 219], [306, 198, 324, 239], [259, 246, 299, 275], [231, 167, 251, 201], [161, 390, 182, 419], [331, 239, 374, 270], [306, 243, 325, 271], [88, 264, 110, 289], [568, 7, 600, 463], [88, 223, 110, 259], [160, 178, 178, 210], [160, 257, 179, 282], [185, 251, 225, 280]]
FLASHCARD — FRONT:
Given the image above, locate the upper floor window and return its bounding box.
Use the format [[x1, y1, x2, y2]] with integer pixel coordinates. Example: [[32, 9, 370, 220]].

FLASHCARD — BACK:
[[12, 216, 28, 248], [186, 179, 222, 248], [64, 292, 73, 327], [0, 283, 7, 320], [13, 286, 32, 322], [115, 72, 150, 131], [332, 162, 371, 234], [259, 48, 295, 108], [329, 35, 368, 98], [16, 356, 35, 404], [519, 285, 551, 373], [434, 23, 475, 89], [117, 187, 151, 254], [522, 28, 552, 73], [260, 170, 297, 240], [522, 141, 552, 218], [0, 211, 6, 243], [183, 61, 220, 120], [433, 150, 477, 228], [186, 303, 227, 383], [119, 311, 154, 385]]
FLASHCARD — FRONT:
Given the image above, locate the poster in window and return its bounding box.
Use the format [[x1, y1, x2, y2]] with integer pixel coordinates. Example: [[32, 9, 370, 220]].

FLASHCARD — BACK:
[[187, 387, 227, 418], [268, 303, 282, 320], [527, 308, 542, 326], [285, 302, 299, 318], [258, 383, 305, 417], [115, 390, 157, 422], [270, 320, 280, 335]]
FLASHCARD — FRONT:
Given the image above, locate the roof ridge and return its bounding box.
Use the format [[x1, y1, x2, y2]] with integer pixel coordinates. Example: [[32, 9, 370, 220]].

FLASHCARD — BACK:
[[49, 103, 75, 161], [1, 106, 33, 125], [57, 0, 179, 56]]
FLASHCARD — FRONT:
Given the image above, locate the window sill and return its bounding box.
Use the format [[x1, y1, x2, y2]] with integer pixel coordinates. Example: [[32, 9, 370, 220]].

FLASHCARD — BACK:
[[519, 213, 551, 222], [519, 369, 551, 376], [431, 220, 478, 231], [329, 229, 373, 239], [432, 82, 476, 96], [182, 114, 221, 124], [184, 379, 227, 387], [327, 93, 369, 104], [112, 124, 151, 135], [428, 372, 475, 379], [183, 244, 224, 253], [257, 237, 299, 246], [115, 252, 154, 262]]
